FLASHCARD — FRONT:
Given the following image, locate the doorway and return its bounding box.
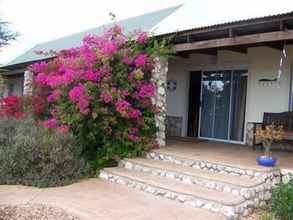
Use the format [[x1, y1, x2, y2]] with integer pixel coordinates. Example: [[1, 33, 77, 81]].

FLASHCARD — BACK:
[[199, 70, 248, 142], [187, 71, 202, 137]]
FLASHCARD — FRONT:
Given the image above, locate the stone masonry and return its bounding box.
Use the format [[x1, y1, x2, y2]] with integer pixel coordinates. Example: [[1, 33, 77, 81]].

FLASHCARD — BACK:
[[152, 57, 168, 147], [100, 148, 289, 219], [23, 70, 33, 96]]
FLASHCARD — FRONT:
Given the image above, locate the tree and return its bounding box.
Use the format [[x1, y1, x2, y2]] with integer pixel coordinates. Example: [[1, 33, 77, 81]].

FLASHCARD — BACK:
[[0, 18, 17, 48]]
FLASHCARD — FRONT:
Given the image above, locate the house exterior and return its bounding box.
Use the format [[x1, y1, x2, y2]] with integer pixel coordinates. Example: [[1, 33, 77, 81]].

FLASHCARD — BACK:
[[2, 4, 293, 147]]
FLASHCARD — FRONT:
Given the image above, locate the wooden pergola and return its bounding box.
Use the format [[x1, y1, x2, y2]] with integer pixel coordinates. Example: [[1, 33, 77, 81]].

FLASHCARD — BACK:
[[161, 11, 293, 55]]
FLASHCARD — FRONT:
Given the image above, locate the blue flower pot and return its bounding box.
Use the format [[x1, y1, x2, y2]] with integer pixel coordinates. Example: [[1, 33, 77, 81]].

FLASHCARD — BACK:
[[256, 156, 277, 167]]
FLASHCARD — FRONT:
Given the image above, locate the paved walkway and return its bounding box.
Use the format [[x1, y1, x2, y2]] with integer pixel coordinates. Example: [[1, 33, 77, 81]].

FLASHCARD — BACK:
[[0, 179, 225, 220]]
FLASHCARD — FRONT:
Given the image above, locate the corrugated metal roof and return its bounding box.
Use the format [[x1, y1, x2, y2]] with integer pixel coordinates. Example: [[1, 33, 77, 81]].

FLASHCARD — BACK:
[[5, 5, 181, 67], [156, 10, 293, 37], [4, 2, 293, 68], [150, 1, 293, 36]]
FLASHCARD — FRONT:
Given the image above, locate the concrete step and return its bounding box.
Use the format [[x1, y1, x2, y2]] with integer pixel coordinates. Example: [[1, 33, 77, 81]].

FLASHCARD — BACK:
[[120, 158, 266, 199], [100, 167, 252, 219], [146, 150, 280, 181]]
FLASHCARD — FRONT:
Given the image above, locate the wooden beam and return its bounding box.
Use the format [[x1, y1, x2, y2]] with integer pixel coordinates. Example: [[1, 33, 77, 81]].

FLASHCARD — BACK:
[[174, 30, 293, 52], [265, 42, 284, 51], [225, 47, 247, 54]]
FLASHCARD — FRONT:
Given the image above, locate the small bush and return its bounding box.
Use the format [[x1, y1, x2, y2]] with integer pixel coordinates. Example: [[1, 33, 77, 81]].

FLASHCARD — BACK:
[[0, 117, 89, 187], [272, 178, 293, 220]]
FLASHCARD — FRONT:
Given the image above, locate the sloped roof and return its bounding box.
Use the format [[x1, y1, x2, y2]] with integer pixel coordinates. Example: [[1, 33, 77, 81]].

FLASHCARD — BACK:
[[4, 1, 293, 69], [5, 5, 181, 67], [151, 1, 293, 35]]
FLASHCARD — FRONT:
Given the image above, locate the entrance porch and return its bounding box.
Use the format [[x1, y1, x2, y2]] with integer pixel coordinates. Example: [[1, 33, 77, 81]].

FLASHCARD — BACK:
[[165, 138, 293, 170]]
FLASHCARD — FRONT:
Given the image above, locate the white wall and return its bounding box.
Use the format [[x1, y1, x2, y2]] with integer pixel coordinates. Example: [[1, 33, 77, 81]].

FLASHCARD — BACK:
[[246, 46, 293, 122], [167, 46, 293, 138]]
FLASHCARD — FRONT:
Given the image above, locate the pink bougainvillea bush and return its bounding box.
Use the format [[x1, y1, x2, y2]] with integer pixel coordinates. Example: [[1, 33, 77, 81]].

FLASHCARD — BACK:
[[30, 26, 172, 167], [0, 96, 25, 118]]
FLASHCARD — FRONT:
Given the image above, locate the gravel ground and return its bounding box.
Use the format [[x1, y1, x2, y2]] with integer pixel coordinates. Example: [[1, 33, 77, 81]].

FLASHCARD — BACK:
[[0, 204, 80, 220]]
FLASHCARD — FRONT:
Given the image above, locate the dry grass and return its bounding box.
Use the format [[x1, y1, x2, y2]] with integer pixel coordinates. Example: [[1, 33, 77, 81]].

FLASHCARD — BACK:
[[0, 203, 80, 220]]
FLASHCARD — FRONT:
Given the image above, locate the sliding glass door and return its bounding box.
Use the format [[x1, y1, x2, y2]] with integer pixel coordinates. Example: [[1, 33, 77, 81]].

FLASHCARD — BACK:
[[199, 70, 247, 142]]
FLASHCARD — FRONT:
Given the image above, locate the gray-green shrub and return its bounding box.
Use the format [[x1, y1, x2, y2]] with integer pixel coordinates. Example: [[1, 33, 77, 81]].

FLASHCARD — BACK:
[[272, 177, 293, 220], [0, 117, 89, 187]]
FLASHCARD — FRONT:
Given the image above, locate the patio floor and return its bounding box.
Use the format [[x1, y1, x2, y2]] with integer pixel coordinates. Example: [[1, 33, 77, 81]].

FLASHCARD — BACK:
[[164, 139, 293, 170]]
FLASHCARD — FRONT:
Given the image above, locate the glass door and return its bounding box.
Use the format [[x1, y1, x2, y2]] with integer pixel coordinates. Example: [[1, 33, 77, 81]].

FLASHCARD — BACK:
[[199, 70, 247, 142]]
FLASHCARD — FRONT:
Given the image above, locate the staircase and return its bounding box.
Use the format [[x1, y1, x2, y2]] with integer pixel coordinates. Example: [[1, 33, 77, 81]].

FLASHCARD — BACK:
[[99, 148, 281, 219]]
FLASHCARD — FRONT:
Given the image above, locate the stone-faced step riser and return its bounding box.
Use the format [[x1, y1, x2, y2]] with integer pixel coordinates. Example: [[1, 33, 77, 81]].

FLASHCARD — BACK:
[[100, 170, 253, 219], [146, 152, 282, 182], [120, 160, 271, 201]]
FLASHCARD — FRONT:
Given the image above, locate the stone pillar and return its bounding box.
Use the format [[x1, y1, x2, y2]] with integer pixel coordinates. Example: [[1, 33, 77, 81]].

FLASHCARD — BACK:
[[23, 70, 33, 95], [152, 57, 168, 147], [0, 74, 6, 98], [246, 122, 262, 146]]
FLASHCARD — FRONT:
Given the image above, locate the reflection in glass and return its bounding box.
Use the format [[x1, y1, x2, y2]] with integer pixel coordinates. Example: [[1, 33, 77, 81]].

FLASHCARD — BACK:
[[200, 70, 247, 142]]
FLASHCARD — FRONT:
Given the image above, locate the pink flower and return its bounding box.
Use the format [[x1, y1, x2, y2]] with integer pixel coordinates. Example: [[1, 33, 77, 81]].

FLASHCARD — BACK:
[[69, 84, 85, 102], [134, 54, 147, 67], [84, 70, 99, 81], [121, 89, 129, 97], [44, 118, 57, 129], [122, 55, 132, 65], [30, 62, 48, 73], [58, 125, 69, 134], [80, 44, 96, 63], [128, 109, 142, 119], [100, 91, 113, 103], [129, 127, 139, 134], [46, 75, 64, 88], [78, 98, 90, 115], [115, 99, 130, 112], [47, 90, 62, 102], [137, 32, 148, 44], [101, 40, 117, 56], [63, 69, 74, 84], [138, 83, 155, 98], [128, 134, 139, 141], [35, 73, 47, 86]]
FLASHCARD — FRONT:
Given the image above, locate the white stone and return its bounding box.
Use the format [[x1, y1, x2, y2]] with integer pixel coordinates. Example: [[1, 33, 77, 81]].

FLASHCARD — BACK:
[[195, 200, 204, 207], [177, 195, 186, 203], [221, 207, 235, 219], [232, 189, 239, 196], [166, 172, 176, 179], [203, 203, 212, 211], [99, 172, 108, 180], [223, 186, 231, 193], [124, 162, 133, 169], [182, 177, 193, 184]]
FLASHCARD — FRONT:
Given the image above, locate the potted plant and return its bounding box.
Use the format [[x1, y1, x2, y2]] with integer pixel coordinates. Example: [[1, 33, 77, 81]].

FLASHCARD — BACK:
[[255, 124, 284, 167]]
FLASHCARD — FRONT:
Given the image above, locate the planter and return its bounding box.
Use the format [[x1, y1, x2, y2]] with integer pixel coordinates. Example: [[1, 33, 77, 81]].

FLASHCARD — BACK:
[[256, 155, 277, 167]]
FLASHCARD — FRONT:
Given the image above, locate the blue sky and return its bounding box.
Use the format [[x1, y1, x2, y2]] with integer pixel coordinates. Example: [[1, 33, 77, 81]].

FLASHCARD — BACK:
[[1, 0, 293, 64]]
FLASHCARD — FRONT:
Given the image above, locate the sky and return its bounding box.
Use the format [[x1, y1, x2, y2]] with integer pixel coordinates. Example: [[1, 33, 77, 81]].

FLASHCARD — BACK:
[[1, 0, 293, 65]]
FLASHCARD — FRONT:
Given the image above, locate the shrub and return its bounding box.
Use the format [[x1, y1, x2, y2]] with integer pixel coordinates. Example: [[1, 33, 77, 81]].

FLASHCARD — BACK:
[[30, 26, 172, 168], [0, 95, 25, 118], [272, 178, 293, 220], [0, 117, 89, 187]]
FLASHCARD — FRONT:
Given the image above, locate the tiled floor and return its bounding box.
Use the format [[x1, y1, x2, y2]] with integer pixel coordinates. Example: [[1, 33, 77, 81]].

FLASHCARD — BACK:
[[165, 139, 293, 170]]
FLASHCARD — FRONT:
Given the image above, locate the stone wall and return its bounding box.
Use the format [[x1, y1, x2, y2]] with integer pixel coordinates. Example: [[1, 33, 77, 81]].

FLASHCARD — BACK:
[[152, 57, 168, 147], [246, 122, 262, 146], [23, 70, 33, 96], [166, 116, 182, 137]]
